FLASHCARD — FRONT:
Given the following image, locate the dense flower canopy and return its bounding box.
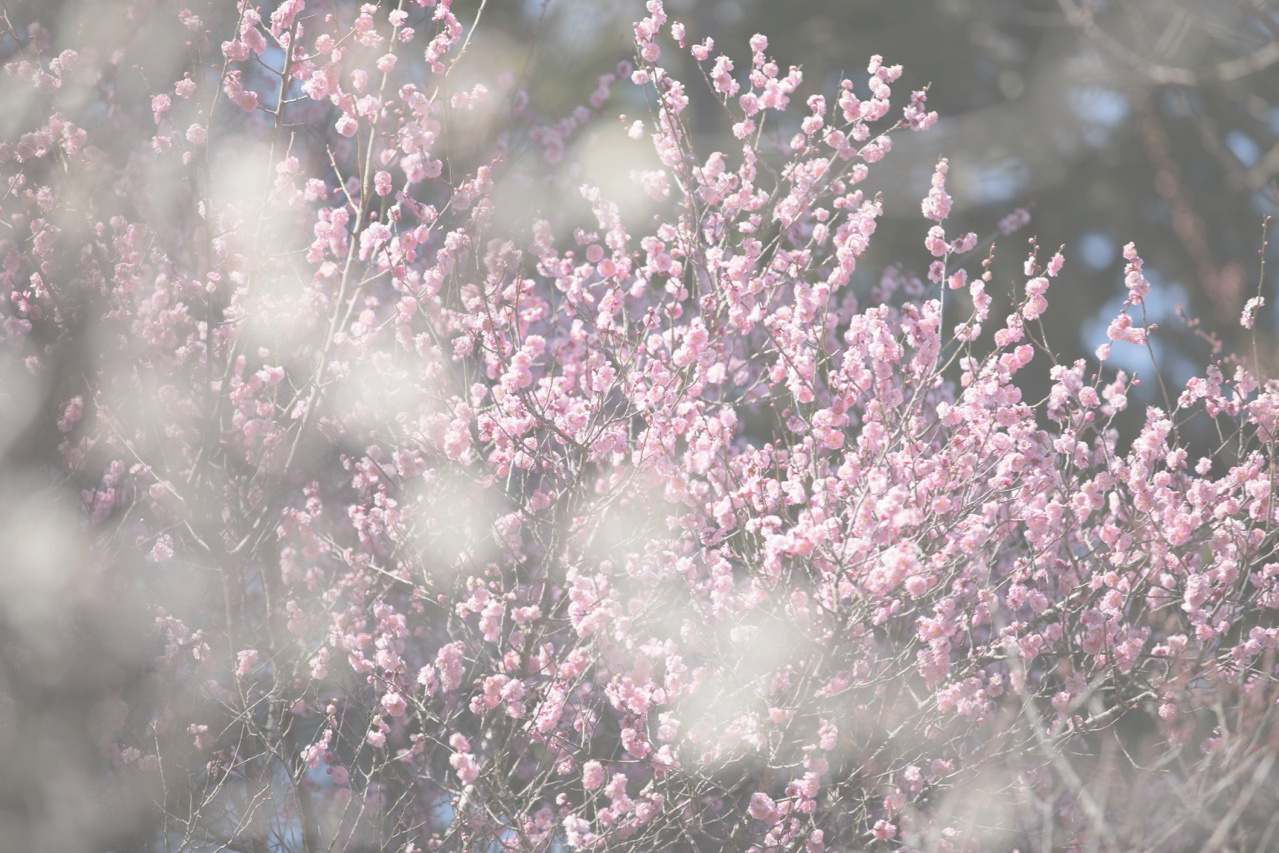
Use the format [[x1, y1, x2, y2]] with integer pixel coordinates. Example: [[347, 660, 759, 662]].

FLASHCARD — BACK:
[[1, 1, 1278, 851]]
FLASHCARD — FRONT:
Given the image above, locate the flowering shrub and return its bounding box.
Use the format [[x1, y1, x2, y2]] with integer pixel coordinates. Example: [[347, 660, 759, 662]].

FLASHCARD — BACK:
[[2, 0, 1278, 850]]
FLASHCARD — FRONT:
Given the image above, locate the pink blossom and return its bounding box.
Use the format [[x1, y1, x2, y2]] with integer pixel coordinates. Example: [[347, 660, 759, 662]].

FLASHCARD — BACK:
[[749, 792, 781, 824], [149, 535, 174, 563], [1106, 312, 1147, 345], [235, 649, 258, 678], [998, 207, 1031, 235], [381, 691, 407, 717], [582, 760, 605, 790], [58, 396, 84, 432], [921, 158, 952, 222], [1242, 295, 1264, 329], [450, 751, 479, 785], [1023, 276, 1049, 320], [1122, 242, 1151, 304]]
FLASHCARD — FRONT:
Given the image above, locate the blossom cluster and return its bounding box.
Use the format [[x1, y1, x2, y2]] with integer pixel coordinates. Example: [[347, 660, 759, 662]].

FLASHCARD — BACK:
[[1, 1, 1277, 850]]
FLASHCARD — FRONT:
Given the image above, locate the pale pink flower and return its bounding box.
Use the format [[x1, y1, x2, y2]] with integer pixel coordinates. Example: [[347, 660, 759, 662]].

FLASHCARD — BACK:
[[748, 792, 780, 824], [582, 760, 605, 790], [381, 691, 407, 717], [235, 649, 258, 678]]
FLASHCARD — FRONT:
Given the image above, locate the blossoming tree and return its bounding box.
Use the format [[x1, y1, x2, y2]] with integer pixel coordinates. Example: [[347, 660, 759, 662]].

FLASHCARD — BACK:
[[2, 0, 1278, 850]]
